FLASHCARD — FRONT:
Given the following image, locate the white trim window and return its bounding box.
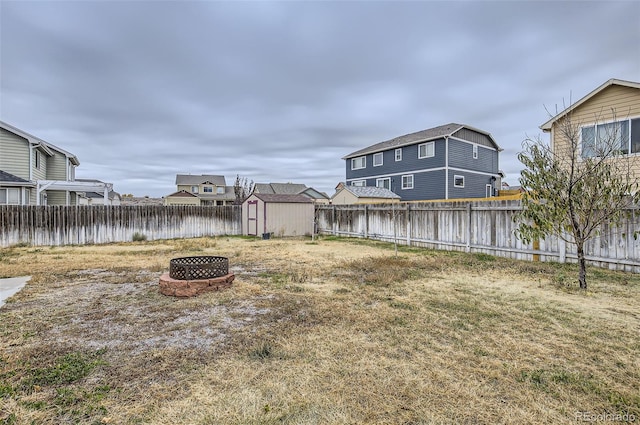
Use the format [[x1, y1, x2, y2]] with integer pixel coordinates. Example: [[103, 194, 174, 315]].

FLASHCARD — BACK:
[[376, 177, 391, 190], [418, 142, 435, 159], [401, 175, 414, 190], [351, 180, 366, 187], [191, 185, 199, 193], [216, 186, 225, 194], [486, 184, 493, 197], [473, 145, 478, 159], [373, 152, 383, 167], [351, 156, 366, 170], [35, 150, 41, 170], [581, 117, 640, 158], [395, 148, 402, 161], [0, 188, 21, 205], [203, 186, 213, 193], [454, 175, 465, 188]]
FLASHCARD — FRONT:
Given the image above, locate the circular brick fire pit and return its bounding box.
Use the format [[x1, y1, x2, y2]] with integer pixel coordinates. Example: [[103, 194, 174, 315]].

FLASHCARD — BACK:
[[159, 256, 235, 297]]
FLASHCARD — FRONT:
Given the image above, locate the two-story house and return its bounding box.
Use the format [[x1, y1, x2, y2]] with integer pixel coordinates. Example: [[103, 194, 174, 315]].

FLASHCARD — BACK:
[[0, 120, 113, 205], [164, 174, 236, 206], [540, 78, 640, 180], [343, 123, 502, 201]]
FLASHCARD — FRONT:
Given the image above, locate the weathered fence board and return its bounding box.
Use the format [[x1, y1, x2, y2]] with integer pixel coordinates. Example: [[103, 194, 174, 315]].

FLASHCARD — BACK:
[[317, 201, 640, 273], [0, 205, 242, 247]]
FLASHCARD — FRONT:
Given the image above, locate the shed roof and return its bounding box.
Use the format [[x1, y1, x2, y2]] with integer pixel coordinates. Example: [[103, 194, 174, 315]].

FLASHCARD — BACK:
[[343, 123, 499, 159], [251, 193, 313, 203], [540, 78, 640, 131], [254, 182, 308, 194], [166, 190, 199, 198], [341, 186, 401, 199]]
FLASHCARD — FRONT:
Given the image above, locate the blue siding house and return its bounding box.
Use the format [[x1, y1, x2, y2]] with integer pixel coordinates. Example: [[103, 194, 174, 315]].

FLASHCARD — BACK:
[[343, 123, 502, 201]]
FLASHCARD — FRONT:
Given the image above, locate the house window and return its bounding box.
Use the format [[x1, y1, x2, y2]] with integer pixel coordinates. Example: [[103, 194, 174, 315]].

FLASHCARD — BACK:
[[0, 188, 21, 205], [473, 145, 478, 159], [376, 178, 390, 190], [351, 156, 366, 170], [191, 185, 199, 193], [216, 186, 225, 194], [395, 148, 402, 161], [418, 142, 435, 159], [351, 180, 366, 187], [203, 186, 213, 193], [401, 175, 413, 190], [35, 150, 41, 169], [581, 118, 640, 158], [373, 152, 383, 167], [454, 175, 465, 188]]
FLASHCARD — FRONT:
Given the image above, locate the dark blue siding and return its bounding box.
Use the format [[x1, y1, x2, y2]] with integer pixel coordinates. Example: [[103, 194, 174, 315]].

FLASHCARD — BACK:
[[448, 139, 499, 173], [345, 138, 446, 181], [448, 170, 494, 199]]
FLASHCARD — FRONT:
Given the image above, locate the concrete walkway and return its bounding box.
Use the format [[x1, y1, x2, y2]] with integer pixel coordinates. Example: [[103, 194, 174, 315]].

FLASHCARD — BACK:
[[0, 276, 30, 308]]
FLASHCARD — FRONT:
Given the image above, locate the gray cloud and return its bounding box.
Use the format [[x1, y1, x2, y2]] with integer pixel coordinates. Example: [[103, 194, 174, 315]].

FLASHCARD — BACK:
[[1, 1, 639, 197]]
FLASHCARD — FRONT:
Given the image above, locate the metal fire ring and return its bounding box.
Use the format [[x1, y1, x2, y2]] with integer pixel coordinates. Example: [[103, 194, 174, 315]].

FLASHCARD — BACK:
[[169, 256, 229, 280]]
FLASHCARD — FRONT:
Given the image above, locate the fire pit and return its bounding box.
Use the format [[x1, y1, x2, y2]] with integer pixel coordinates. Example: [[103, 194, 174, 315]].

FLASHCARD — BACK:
[[159, 255, 235, 297]]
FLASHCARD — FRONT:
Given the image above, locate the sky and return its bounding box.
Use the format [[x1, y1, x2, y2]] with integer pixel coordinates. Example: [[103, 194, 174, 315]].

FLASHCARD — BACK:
[[1, 1, 639, 198]]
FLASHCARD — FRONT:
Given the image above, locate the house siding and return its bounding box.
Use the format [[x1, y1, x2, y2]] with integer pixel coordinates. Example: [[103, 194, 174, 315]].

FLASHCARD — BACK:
[[448, 138, 499, 173], [0, 128, 30, 179], [551, 84, 640, 180], [448, 170, 495, 198], [346, 138, 447, 181], [46, 151, 70, 180]]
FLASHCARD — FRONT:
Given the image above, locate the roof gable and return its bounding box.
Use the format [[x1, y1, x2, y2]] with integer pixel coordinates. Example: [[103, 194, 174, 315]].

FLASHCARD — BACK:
[[540, 78, 640, 131], [175, 174, 227, 186], [343, 123, 499, 158], [0, 120, 80, 166], [250, 193, 313, 203]]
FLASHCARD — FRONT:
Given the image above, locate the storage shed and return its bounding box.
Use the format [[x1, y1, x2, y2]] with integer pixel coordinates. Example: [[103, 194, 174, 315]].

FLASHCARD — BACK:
[[242, 193, 314, 237]]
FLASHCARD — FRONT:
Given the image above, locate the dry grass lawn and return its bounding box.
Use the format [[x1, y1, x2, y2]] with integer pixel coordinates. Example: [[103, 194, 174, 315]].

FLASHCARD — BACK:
[[0, 236, 638, 424]]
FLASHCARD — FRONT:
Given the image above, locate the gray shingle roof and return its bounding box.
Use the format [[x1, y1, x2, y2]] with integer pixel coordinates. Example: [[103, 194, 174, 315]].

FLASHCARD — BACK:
[[343, 186, 401, 199], [254, 182, 308, 195], [175, 174, 227, 186], [252, 193, 313, 203], [0, 170, 31, 184], [343, 123, 496, 159]]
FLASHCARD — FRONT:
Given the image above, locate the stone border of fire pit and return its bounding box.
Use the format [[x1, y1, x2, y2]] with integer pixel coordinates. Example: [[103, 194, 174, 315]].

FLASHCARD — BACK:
[[159, 272, 235, 297]]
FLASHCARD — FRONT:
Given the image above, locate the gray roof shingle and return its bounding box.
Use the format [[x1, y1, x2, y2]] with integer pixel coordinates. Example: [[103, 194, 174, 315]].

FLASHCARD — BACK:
[[342, 123, 497, 159], [251, 193, 313, 203], [343, 186, 401, 199], [0, 170, 31, 184]]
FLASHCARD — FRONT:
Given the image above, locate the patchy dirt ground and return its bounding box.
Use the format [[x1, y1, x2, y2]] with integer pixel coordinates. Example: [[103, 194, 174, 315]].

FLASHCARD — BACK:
[[1, 236, 638, 424]]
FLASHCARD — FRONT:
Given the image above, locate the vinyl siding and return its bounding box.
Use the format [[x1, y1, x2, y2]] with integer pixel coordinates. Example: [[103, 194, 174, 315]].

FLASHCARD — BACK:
[[448, 170, 495, 199], [552, 84, 640, 180], [0, 128, 30, 179], [46, 190, 67, 206], [448, 138, 499, 173], [345, 138, 446, 181], [451, 128, 495, 149], [46, 151, 70, 180]]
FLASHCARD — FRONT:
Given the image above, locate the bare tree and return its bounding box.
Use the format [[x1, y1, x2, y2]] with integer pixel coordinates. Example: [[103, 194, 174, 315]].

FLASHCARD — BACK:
[[516, 108, 639, 289], [233, 175, 254, 204]]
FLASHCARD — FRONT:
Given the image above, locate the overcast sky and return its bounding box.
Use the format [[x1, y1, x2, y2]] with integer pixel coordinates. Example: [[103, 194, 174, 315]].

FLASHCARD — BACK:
[[1, 1, 639, 197]]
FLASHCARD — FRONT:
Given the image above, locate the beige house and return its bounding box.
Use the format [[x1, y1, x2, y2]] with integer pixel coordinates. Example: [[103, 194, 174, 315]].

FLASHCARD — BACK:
[[165, 174, 235, 206], [0, 120, 113, 205], [541, 78, 640, 180], [242, 193, 314, 237], [331, 184, 401, 205]]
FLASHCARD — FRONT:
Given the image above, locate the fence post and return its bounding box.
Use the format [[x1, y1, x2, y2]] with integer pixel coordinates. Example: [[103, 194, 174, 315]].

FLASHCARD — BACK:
[[406, 203, 411, 246], [364, 205, 368, 239], [332, 205, 336, 236], [466, 203, 472, 253]]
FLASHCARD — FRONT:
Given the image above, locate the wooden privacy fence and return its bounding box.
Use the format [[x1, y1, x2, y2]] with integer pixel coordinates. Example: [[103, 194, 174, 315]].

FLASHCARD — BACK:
[[0, 205, 242, 247], [316, 200, 640, 273]]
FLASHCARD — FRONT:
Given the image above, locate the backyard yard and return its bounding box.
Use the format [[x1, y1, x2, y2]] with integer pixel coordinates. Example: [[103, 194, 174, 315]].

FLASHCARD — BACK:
[[0, 236, 638, 424]]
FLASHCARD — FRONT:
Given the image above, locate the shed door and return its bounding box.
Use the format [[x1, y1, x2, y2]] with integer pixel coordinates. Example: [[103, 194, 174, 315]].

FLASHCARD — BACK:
[[247, 200, 258, 236]]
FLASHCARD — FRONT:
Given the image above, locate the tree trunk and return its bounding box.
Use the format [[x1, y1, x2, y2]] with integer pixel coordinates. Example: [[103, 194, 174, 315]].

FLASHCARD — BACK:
[[577, 243, 587, 289]]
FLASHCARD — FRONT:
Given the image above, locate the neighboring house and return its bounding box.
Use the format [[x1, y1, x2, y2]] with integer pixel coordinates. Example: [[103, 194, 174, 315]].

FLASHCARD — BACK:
[[164, 174, 235, 206], [0, 120, 113, 205], [343, 123, 502, 201], [242, 193, 314, 237], [540, 78, 640, 180], [331, 183, 401, 205], [253, 182, 330, 204], [75, 179, 121, 206]]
